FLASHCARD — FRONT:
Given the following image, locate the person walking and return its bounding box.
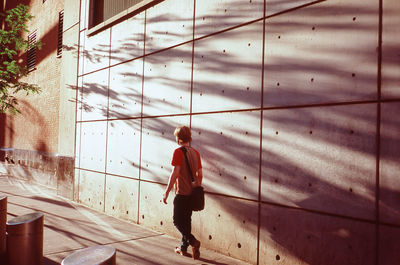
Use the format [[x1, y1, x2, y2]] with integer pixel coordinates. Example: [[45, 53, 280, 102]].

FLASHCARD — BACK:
[[163, 126, 203, 259]]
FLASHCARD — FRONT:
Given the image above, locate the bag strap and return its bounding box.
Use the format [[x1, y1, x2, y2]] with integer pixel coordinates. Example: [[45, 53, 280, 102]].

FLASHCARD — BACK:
[[180, 146, 194, 182]]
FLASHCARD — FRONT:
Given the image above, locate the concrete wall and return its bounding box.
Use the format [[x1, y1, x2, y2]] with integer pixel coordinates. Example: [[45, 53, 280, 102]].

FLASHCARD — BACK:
[[2, 0, 398, 264], [72, 0, 400, 264]]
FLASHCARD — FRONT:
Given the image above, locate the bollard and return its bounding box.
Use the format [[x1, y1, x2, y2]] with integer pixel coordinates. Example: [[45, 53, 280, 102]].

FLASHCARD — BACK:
[[6, 212, 44, 265], [61, 245, 116, 265], [0, 195, 6, 264]]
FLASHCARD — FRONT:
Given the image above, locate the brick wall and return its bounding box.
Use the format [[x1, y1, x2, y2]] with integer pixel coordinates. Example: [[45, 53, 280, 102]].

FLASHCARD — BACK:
[[1, 0, 64, 154]]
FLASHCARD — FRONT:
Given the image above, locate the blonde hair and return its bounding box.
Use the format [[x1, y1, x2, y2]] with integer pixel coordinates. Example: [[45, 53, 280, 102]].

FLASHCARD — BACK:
[[174, 126, 192, 144]]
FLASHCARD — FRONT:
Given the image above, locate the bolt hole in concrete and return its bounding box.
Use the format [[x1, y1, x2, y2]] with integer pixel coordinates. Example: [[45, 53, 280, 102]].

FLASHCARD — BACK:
[[244, 176, 247, 180], [353, 17, 356, 21], [160, 221, 163, 226], [276, 254, 281, 260], [275, 131, 278, 135], [209, 235, 212, 240], [142, 215, 145, 219], [237, 243, 241, 248]]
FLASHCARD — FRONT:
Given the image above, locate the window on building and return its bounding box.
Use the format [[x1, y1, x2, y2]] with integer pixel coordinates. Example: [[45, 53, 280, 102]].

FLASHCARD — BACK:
[[57, 10, 64, 57], [27, 31, 37, 71], [89, 0, 155, 29]]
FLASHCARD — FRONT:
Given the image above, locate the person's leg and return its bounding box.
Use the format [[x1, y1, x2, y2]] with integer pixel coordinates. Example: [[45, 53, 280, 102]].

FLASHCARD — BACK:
[[173, 195, 190, 252], [180, 196, 201, 260]]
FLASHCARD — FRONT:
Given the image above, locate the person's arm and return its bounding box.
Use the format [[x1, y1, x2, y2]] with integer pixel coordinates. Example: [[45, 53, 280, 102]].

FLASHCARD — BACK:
[[163, 165, 180, 204], [196, 168, 203, 186]]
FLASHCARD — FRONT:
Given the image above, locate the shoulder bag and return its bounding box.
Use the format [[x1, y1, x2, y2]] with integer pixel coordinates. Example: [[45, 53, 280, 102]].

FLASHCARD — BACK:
[[180, 147, 205, 211]]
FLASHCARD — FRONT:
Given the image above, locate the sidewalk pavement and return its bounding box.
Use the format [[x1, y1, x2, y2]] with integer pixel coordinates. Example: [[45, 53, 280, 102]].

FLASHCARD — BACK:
[[0, 174, 250, 265]]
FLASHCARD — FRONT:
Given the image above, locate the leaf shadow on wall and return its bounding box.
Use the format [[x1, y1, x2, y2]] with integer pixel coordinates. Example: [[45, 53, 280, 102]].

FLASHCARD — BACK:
[[64, 1, 400, 264]]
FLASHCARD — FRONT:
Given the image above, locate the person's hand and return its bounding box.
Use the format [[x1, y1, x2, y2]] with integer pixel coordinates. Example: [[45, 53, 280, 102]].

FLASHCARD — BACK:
[[163, 192, 168, 204]]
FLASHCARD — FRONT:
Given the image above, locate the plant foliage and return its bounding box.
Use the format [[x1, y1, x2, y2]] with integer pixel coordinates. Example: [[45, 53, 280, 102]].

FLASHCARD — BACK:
[[0, 4, 41, 114]]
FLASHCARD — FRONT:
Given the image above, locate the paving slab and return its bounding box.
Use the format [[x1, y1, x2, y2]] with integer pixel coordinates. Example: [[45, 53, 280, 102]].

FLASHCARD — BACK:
[[0, 174, 250, 265]]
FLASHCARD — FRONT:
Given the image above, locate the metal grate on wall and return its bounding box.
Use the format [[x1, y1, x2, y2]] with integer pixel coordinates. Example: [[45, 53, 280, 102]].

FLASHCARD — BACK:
[[57, 10, 64, 57], [27, 31, 37, 71], [91, 0, 145, 27]]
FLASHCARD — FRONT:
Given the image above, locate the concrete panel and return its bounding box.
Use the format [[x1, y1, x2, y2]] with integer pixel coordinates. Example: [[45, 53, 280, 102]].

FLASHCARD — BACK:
[[266, 0, 316, 16], [74, 169, 80, 201], [193, 194, 258, 264], [260, 204, 376, 265], [140, 115, 190, 183], [382, 0, 400, 99], [80, 0, 89, 31], [264, 0, 378, 107], [78, 170, 105, 212], [106, 119, 141, 178], [143, 44, 192, 117], [63, 0, 80, 30], [59, 25, 79, 156], [74, 122, 81, 168], [191, 111, 260, 200], [76, 77, 83, 122], [82, 28, 110, 74], [138, 181, 178, 237], [110, 12, 145, 65], [108, 59, 143, 119], [78, 31, 85, 76], [145, 0, 194, 54], [192, 22, 263, 113], [379, 102, 400, 225], [104, 175, 139, 223], [379, 225, 400, 265], [262, 104, 377, 220], [81, 69, 109, 121], [195, 0, 264, 38], [80, 121, 107, 172]]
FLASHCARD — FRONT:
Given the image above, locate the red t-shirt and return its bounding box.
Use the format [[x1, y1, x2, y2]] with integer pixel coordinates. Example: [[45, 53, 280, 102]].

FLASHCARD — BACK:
[[171, 146, 202, 195]]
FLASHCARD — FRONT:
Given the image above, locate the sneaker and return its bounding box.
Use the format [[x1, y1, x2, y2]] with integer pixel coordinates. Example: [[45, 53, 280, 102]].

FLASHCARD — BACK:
[[175, 247, 191, 257], [191, 240, 201, 260]]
